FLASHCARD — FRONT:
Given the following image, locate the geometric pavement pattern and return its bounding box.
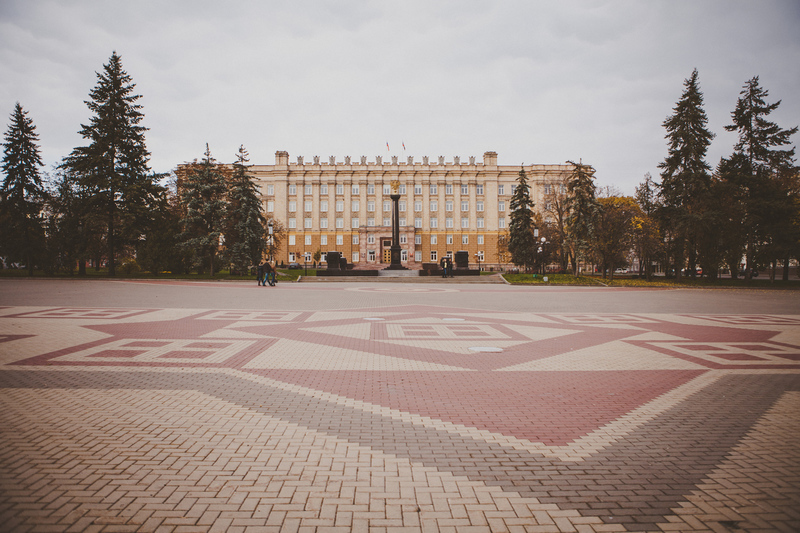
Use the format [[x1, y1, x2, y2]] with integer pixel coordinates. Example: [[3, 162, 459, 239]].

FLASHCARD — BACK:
[[1, 301, 799, 532]]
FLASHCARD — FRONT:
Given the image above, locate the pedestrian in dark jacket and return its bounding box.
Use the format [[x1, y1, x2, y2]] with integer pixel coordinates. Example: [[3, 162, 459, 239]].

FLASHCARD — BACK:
[[257, 262, 265, 286]]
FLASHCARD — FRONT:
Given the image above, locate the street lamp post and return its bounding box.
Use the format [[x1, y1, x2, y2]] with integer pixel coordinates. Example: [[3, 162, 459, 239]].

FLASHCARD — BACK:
[[267, 220, 274, 262], [475, 252, 481, 273]]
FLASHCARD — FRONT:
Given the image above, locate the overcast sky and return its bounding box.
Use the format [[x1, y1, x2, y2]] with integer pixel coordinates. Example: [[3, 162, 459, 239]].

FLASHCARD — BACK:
[[1, 0, 798, 194]]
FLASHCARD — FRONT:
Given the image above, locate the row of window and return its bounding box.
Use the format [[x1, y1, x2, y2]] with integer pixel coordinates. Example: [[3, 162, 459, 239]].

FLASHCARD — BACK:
[[269, 183, 517, 196], [280, 200, 504, 213], [288, 234, 487, 246], [285, 216, 504, 230], [288, 250, 486, 264]]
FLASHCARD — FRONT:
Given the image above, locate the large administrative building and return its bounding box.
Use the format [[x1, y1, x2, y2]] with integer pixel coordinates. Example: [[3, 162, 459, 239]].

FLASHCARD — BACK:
[[250, 151, 574, 269]]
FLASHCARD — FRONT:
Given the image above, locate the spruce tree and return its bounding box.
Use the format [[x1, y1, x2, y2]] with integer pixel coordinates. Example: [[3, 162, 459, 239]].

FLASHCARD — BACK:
[[225, 145, 267, 274], [564, 160, 598, 275], [179, 144, 229, 276], [657, 69, 714, 280], [724, 76, 798, 279], [64, 51, 156, 276], [0, 103, 46, 274], [507, 167, 537, 270]]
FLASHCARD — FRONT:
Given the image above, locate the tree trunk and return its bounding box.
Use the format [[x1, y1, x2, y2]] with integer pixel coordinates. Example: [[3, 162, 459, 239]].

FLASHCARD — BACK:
[[782, 257, 790, 281]]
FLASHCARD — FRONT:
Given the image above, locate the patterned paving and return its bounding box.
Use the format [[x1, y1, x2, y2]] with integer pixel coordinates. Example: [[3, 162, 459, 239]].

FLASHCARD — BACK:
[[0, 283, 799, 532]]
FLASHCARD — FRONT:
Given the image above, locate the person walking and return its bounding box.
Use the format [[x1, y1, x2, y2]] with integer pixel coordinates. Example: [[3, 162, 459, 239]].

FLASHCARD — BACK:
[[264, 261, 276, 286], [447, 257, 454, 278], [440, 257, 447, 278], [257, 262, 265, 286]]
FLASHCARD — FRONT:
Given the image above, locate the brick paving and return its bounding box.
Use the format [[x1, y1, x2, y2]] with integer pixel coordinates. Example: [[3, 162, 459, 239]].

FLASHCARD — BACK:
[[0, 279, 799, 532]]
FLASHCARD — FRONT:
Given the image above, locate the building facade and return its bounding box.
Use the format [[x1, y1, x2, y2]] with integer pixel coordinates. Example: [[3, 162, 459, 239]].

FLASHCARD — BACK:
[[250, 151, 574, 269]]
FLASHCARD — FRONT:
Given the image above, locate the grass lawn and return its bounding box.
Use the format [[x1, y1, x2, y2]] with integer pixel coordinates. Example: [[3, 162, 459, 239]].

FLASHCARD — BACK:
[[501, 272, 800, 288]]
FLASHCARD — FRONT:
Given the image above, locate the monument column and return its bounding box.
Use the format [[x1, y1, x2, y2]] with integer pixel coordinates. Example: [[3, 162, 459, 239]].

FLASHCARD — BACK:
[[388, 179, 405, 269]]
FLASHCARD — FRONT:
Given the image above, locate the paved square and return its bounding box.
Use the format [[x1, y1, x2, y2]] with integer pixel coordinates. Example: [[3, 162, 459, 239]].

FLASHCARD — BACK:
[[1, 279, 798, 532]]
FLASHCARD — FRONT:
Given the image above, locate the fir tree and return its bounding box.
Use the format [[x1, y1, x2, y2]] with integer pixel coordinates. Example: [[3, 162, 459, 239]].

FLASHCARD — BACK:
[[225, 145, 267, 273], [724, 76, 798, 279], [564, 160, 598, 275], [64, 51, 157, 276], [179, 144, 229, 276], [657, 69, 714, 280], [507, 167, 537, 270], [0, 103, 46, 274]]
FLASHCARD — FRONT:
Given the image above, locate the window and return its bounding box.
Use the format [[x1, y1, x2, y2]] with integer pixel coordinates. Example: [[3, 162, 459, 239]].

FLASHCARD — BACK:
[[476, 184, 483, 195], [446, 234, 453, 245], [352, 252, 359, 263], [461, 184, 468, 195], [351, 200, 359, 211], [511, 184, 518, 194], [414, 201, 422, 212], [498, 201, 505, 212], [320, 235, 328, 245], [304, 184, 312, 195], [367, 183, 375, 194], [267, 201, 274, 212], [336, 200, 344, 212], [430, 235, 437, 245], [461, 218, 469, 228], [289, 252, 296, 262], [399, 184, 406, 194], [430, 184, 437, 194], [383, 201, 391, 211], [445, 201, 453, 212], [383, 218, 391, 227], [288, 201, 297, 212], [414, 235, 421, 245], [305, 235, 312, 245], [288, 218, 296, 229], [560, 183, 566, 194], [430, 200, 438, 212], [400, 235, 407, 244], [352, 184, 359, 195], [414, 217, 422, 228], [476, 201, 484, 212], [414, 184, 422, 195], [477, 218, 484, 229], [267, 184, 274, 195], [401, 250, 408, 261], [367, 235, 375, 244], [477, 235, 484, 245], [320, 200, 328, 212], [336, 218, 344, 229], [399, 217, 406, 226], [499, 218, 506, 229], [304, 252, 312, 262], [288, 235, 296, 245], [446, 218, 453, 228], [544, 184, 551, 194], [320, 184, 328, 195], [498, 185, 505, 195], [461, 201, 469, 212], [462, 235, 469, 244], [367, 201, 375, 212], [414, 251, 422, 261], [367, 250, 376, 261], [477, 251, 484, 261], [304, 218, 312, 229], [336, 183, 344, 195], [445, 184, 453, 195], [304, 200, 312, 212], [430, 218, 438, 228], [430, 250, 438, 261], [383, 184, 391, 195], [399, 201, 406, 212], [289, 184, 297, 195], [351, 218, 359, 228], [321, 253, 327, 262], [336, 235, 343, 245], [320, 218, 328, 229], [368, 217, 375, 227], [352, 235, 359, 244], [545, 201, 552, 211]]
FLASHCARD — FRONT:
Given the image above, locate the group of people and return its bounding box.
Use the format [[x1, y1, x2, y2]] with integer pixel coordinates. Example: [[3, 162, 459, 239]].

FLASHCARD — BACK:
[[439, 256, 455, 278], [256, 261, 276, 286]]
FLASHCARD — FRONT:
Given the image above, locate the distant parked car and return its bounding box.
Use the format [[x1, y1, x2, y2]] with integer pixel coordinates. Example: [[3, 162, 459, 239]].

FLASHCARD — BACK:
[[614, 267, 629, 274], [288, 262, 301, 269]]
